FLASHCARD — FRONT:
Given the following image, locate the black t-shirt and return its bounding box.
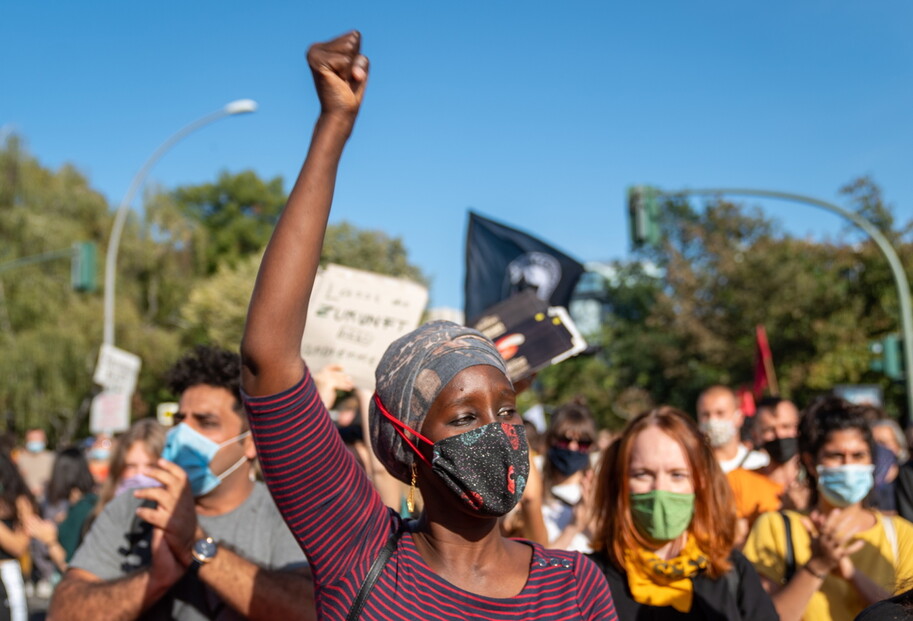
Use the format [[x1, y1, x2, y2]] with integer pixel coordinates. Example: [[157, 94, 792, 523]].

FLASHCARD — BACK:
[[855, 596, 913, 621], [895, 460, 913, 522], [588, 549, 778, 621]]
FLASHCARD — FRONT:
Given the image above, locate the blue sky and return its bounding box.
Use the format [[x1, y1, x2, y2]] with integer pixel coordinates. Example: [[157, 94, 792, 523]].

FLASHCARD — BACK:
[[3, 1, 911, 310]]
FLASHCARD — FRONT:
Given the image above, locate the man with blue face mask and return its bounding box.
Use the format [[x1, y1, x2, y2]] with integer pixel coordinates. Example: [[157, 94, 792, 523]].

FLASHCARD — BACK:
[[50, 346, 314, 621]]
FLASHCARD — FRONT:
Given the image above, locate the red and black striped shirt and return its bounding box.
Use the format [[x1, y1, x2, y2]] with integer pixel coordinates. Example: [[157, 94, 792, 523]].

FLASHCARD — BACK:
[[244, 369, 618, 620]]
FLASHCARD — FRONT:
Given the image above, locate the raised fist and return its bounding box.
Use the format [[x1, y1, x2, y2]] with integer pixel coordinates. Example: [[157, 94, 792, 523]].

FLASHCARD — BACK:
[[307, 30, 369, 120]]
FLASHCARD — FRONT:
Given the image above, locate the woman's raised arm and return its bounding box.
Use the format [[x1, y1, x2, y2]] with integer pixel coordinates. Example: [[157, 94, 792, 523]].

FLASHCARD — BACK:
[[241, 31, 369, 396]]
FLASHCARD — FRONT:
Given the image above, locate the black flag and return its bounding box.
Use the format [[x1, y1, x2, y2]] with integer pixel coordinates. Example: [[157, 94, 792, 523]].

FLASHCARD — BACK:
[[464, 211, 585, 323]]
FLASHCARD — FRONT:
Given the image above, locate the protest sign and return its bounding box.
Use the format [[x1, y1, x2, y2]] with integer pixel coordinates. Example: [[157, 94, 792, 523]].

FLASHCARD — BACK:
[[301, 264, 428, 390], [93, 344, 142, 395], [472, 290, 588, 381], [90, 390, 130, 434]]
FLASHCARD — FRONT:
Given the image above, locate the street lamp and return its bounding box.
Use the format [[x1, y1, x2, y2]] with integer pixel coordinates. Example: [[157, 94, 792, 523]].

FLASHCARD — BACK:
[[102, 99, 257, 347], [629, 186, 913, 423]]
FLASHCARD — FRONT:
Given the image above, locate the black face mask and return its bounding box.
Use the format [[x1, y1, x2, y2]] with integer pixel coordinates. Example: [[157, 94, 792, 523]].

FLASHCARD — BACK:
[[763, 437, 799, 464], [430, 421, 530, 516], [548, 446, 590, 477]]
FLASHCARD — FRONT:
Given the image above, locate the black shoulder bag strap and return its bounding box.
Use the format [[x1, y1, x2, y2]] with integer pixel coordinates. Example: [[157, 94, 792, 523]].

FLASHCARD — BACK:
[[346, 520, 407, 621], [780, 511, 796, 583]]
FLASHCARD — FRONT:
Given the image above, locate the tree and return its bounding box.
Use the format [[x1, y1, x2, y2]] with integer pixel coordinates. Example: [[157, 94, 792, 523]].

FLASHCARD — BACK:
[[171, 170, 428, 349], [650, 186, 910, 416], [0, 136, 114, 440], [0, 143, 428, 442], [180, 252, 261, 349], [537, 180, 913, 427], [530, 262, 665, 429], [322, 221, 428, 285], [180, 221, 428, 350], [0, 137, 188, 442], [171, 170, 287, 274]]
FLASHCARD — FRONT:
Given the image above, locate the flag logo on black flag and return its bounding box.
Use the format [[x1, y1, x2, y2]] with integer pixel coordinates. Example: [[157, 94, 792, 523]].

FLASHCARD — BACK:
[[464, 211, 585, 323]]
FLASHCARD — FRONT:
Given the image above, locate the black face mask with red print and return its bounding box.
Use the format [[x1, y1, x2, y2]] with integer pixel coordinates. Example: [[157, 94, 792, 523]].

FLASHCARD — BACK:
[[375, 395, 531, 517], [429, 421, 530, 516]]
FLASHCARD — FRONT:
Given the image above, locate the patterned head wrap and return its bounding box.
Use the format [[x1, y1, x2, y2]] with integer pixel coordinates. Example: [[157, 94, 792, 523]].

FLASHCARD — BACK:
[[370, 320, 509, 483]]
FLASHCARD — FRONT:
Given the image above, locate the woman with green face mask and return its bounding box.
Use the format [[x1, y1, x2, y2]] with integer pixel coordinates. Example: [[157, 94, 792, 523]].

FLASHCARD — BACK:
[[589, 407, 777, 620]]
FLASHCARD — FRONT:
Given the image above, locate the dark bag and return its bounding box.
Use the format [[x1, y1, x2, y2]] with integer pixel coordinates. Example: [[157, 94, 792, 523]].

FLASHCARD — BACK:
[[345, 519, 407, 621], [781, 511, 797, 583]]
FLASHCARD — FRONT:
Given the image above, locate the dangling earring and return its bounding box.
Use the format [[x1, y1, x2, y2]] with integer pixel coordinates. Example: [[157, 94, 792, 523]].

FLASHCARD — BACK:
[[407, 462, 417, 513]]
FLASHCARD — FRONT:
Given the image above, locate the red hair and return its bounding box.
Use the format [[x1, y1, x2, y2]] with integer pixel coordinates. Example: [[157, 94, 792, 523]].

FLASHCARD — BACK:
[[593, 406, 736, 578]]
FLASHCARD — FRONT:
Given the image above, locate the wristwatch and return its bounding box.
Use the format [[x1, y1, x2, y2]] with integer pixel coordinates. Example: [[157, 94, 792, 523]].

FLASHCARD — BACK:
[[189, 536, 218, 574]]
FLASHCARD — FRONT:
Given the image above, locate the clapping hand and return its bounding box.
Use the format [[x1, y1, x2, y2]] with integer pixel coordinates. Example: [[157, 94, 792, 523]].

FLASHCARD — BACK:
[[802, 509, 865, 579]]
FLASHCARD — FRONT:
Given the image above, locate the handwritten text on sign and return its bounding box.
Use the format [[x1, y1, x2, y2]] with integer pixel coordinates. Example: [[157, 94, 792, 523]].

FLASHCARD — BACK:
[[300, 264, 428, 390]]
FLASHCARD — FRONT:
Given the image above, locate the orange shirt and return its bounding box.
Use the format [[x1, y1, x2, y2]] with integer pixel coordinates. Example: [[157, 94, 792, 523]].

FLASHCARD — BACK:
[[726, 467, 782, 527]]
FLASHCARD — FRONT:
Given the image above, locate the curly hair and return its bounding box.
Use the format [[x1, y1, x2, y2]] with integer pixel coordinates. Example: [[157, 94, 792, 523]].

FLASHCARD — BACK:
[[799, 395, 875, 507], [166, 345, 243, 415], [799, 395, 875, 462]]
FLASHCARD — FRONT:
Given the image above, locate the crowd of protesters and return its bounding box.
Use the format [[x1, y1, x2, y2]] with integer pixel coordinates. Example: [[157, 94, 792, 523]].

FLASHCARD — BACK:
[[2, 30, 912, 621], [5, 368, 913, 620]]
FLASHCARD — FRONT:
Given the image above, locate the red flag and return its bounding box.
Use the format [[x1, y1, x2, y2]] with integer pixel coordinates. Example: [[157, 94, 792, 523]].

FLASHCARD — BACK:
[[738, 386, 757, 416], [753, 324, 779, 398]]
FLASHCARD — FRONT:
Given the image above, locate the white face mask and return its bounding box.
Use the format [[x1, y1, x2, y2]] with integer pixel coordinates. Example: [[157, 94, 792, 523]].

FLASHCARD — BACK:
[[699, 418, 737, 448], [550, 482, 583, 506]]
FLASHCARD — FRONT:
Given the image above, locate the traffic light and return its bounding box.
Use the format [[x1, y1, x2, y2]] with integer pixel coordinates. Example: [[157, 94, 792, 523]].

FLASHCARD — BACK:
[[870, 334, 904, 381], [628, 186, 662, 249], [71, 242, 97, 292]]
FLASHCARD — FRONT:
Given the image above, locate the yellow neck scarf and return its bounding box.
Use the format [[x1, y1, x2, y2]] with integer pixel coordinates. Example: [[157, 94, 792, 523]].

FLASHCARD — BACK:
[[623, 534, 709, 613]]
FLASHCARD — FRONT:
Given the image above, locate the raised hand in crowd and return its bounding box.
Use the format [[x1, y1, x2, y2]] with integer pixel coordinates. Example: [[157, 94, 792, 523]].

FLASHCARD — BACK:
[[314, 364, 355, 409], [242, 31, 368, 397]]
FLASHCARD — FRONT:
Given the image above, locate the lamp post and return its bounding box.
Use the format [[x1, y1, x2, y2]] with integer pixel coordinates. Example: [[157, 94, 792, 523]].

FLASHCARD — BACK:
[[102, 99, 257, 347], [630, 186, 913, 423]]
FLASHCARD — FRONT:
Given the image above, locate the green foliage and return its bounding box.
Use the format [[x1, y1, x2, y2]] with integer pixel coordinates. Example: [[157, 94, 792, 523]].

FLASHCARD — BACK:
[[181, 252, 261, 348], [537, 183, 912, 426], [179, 221, 430, 348], [322, 221, 429, 286], [0, 138, 426, 443], [662, 196, 904, 412], [173, 175, 428, 348], [0, 136, 194, 443], [0, 136, 109, 439], [4, 131, 909, 440], [171, 170, 286, 274], [841, 176, 897, 236]]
